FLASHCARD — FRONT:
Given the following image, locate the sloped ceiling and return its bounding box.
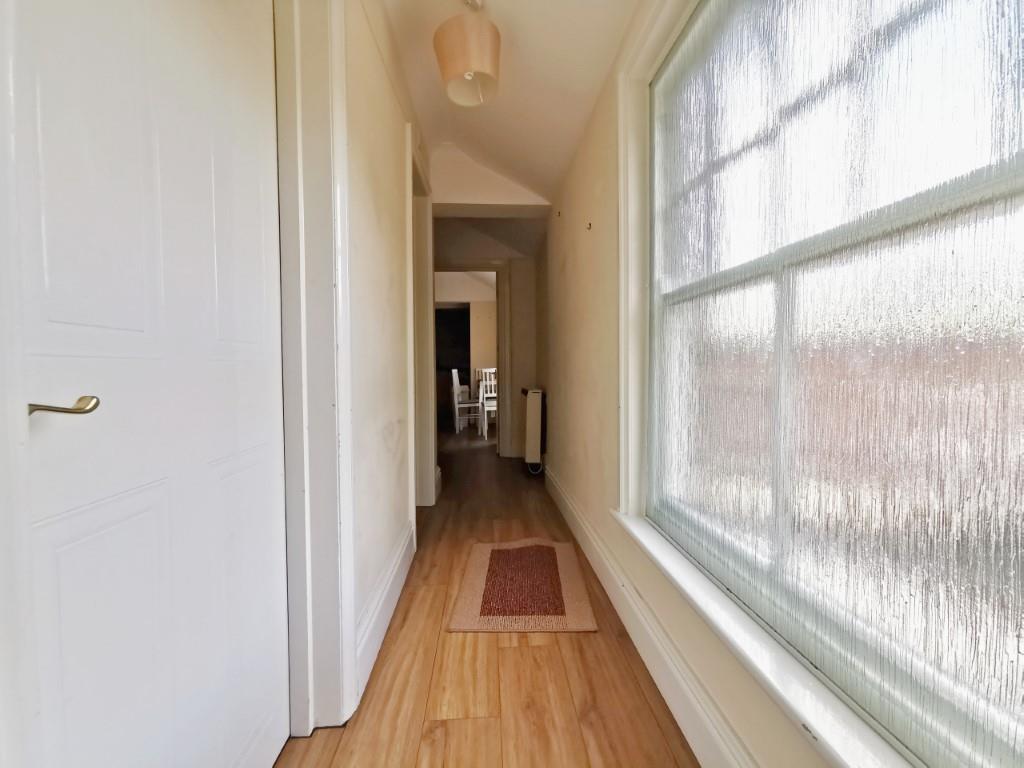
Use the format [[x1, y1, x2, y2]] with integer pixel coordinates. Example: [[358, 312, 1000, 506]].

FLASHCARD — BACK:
[[466, 270, 497, 288], [430, 143, 550, 217], [434, 270, 497, 302], [435, 217, 547, 267], [382, 0, 640, 200], [464, 218, 547, 258], [434, 217, 545, 271]]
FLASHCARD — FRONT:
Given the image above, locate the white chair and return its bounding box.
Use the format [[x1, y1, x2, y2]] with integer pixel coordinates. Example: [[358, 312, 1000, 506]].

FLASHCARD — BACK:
[[472, 367, 492, 400], [477, 369, 498, 439], [451, 369, 479, 434], [475, 367, 496, 390]]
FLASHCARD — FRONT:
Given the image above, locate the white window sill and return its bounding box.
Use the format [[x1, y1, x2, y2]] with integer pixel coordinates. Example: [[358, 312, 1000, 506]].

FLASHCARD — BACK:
[[613, 511, 917, 768]]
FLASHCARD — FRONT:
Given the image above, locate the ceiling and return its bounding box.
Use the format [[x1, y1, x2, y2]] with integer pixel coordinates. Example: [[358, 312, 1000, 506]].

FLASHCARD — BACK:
[[383, 0, 640, 200], [434, 218, 547, 271], [465, 218, 547, 257]]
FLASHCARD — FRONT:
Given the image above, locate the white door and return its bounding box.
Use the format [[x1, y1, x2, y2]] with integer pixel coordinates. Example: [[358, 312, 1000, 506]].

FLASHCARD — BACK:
[[1, 1, 289, 766]]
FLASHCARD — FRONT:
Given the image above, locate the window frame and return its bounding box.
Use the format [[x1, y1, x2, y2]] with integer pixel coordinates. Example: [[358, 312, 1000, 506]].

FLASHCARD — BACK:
[[611, 1, 1024, 765]]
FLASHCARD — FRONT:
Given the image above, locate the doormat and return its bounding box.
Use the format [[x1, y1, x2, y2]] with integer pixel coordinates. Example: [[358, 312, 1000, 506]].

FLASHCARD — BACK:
[[449, 538, 597, 632]]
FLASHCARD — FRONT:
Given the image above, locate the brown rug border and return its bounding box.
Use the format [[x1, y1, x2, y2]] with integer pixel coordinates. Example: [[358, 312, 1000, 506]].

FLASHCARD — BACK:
[[448, 537, 598, 632]]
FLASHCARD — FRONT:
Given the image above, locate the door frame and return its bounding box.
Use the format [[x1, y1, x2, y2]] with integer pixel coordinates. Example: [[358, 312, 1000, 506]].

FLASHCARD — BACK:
[[0, 1, 37, 761], [275, 0, 360, 735], [275, 0, 427, 735], [411, 156, 437, 507], [432, 264, 514, 458], [405, 125, 431, 522]]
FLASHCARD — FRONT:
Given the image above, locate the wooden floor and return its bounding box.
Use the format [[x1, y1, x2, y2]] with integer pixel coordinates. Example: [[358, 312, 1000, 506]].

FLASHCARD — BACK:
[[275, 432, 700, 767]]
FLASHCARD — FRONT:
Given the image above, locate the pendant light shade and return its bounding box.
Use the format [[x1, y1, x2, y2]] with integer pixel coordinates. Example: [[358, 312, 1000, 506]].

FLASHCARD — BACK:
[[433, 13, 501, 107]]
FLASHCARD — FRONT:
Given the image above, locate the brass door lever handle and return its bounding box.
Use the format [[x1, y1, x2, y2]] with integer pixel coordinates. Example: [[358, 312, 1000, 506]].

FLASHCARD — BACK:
[[28, 395, 101, 416]]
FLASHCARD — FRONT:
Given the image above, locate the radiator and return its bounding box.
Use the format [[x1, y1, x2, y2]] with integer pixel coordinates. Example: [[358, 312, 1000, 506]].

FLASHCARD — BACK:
[[523, 388, 544, 467]]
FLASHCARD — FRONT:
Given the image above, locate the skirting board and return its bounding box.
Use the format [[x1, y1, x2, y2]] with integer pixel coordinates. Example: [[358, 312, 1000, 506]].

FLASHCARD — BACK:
[[545, 468, 756, 768], [355, 524, 415, 695]]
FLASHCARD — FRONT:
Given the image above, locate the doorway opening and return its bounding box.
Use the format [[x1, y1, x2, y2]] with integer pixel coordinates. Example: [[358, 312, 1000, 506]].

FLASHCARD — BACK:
[[435, 271, 499, 453]]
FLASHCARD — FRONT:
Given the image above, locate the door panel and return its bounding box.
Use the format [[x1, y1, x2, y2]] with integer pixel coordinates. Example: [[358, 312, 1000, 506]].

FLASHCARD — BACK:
[[24, 0, 163, 358], [12, 1, 288, 765], [31, 483, 173, 766]]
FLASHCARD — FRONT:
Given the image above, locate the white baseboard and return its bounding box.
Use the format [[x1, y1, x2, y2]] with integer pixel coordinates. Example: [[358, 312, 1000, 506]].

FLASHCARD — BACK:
[[545, 467, 756, 768], [355, 525, 415, 694]]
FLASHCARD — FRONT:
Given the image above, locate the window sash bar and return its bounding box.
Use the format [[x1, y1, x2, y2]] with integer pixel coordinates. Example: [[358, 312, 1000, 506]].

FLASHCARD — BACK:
[[659, 151, 1024, 308]]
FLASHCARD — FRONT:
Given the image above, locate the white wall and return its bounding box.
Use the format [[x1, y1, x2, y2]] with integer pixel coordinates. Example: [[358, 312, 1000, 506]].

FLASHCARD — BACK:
[[344, 0, 416, 697], [508, 257, 537, 455], [469, 301, 497, 391], [540, 65, 830, 768]]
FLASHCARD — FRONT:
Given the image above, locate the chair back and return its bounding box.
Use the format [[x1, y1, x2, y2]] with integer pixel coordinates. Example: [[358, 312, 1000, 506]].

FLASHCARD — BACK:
[[478, 369, 497, 403], [452, 368, 470, 405]]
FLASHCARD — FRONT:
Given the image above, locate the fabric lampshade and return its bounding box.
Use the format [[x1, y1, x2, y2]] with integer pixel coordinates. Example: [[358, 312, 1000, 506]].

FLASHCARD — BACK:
[[433, 13, 501, 107]]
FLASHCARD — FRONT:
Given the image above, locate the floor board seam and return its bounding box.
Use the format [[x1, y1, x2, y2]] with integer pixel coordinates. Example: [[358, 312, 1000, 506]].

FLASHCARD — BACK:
[[554, 628, 594, 768], [414, 584, 448, 766]]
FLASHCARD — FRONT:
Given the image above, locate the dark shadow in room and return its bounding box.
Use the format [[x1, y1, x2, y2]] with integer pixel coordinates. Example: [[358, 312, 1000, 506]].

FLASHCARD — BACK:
[[435, 304, 470, 437]]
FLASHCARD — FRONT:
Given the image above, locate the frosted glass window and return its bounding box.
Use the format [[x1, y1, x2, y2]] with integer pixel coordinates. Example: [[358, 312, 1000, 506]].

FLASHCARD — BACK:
[[648, 1, 1024, 765]]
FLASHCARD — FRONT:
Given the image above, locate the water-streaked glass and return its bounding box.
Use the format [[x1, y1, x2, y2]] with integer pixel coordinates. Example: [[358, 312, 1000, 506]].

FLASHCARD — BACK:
[[648, 1, 1024, 765]]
